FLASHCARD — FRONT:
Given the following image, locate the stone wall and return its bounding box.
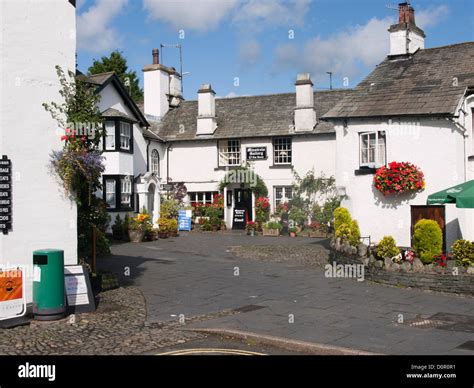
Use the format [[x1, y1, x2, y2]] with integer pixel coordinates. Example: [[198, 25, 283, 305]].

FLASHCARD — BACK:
[[329, 239, 474, 296]]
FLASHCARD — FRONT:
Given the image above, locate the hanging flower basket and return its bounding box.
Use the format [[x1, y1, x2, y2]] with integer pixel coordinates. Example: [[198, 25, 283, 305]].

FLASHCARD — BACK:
[[374, 161, 425, 196]]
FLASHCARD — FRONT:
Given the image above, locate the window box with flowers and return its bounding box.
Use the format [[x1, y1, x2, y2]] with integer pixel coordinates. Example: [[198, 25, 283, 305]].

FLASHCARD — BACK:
[[305, 222, 327, 238], [374, 161, 425, 196], [262, 221, 282, 236]]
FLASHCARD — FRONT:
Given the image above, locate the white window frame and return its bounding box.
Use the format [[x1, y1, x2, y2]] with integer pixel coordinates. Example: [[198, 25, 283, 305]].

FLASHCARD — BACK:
[[121, 177, 132, 207], [105, 179, 116, 209], [188, 191, 218, 204], [274, 186, 293, 208], [359, 131, 386, 168], [120, 122, 131, 151], [105, 121, 116, 150], [219, 139, 241, 167], [273, 137, 292, 165], [151, 149, 160, 175]]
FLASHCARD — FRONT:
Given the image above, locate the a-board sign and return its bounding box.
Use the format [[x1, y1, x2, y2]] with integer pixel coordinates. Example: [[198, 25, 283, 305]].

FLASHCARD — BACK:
[[232, 208, 246, 230], [0, 267, 26, 321], [178, 210, 192, 231], [0, 156, 12, 234], [64, 265, 95, 314], [246, 147, 267, 160]]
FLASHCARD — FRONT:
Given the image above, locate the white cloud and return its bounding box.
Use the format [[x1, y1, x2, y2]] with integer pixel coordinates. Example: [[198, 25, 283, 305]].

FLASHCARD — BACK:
[[273, 4, 450, 85], [143, 0, 238, 32], [77, 0, 128, 53], [143, 0, 311, 32], [233, 0, 311, 28], [239, 40, 261, 65], [224, 92, 239, 98], [415, 5, 450, 29], [274, 17, 391, 84]]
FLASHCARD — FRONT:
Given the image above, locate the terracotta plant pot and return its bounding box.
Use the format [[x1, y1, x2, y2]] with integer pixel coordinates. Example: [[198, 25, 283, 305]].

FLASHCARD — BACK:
[[289, 232, 297, 238], [158, 232, 168, 239], [128, 230, 145, 243]]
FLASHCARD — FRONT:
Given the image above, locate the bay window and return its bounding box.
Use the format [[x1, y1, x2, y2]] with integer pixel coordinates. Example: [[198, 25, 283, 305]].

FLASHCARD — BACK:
[[102, 119, 133, 153], [103, 175, 133, 211]]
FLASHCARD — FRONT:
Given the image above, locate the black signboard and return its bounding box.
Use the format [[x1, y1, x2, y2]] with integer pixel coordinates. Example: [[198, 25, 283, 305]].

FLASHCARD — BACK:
[[246, 147, 267, 160], [233, 208, 247, 230], [0, 156, 12, 234]]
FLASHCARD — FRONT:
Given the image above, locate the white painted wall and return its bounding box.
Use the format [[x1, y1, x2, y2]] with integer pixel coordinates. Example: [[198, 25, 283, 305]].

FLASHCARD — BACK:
[[0, 0, 77, 302], [335, 117, 468, 248], [389, 29, 425, 56], [166, 134, 336, 223]]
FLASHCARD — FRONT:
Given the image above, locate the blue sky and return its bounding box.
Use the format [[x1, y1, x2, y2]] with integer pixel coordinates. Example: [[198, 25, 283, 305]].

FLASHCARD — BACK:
[[76, 0, 474, 100]]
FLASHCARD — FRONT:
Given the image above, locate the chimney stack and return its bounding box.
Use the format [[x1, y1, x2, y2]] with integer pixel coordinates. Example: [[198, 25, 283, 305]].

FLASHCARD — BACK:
[[152, 48, 159, 64], [294, 73, 316, 132], [389, 2, 425, 56], [196, 84, 217, 136], [143, 48, 180, 120]]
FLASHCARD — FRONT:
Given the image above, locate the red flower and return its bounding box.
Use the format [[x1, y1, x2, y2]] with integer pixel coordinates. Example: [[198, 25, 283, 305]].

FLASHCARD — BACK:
[[374, 161, 425, 196]]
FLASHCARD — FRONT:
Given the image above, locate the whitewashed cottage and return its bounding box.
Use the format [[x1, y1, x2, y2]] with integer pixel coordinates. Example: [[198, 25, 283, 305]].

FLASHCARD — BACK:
[[323, 2, 474, 248]]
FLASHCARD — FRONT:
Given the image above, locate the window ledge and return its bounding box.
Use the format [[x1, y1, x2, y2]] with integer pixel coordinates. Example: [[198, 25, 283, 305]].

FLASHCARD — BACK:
[[270, 164, 293, 169], [354, 167, 377, 176], [214, 166, 243, 171]]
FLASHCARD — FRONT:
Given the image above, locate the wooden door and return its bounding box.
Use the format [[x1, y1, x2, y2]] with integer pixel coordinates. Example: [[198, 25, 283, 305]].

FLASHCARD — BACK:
[[410, 205, 446, 252]]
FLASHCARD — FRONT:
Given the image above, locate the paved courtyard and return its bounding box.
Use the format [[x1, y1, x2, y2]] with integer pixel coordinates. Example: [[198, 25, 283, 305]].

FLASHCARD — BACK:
[[100, 232, 474, 355]]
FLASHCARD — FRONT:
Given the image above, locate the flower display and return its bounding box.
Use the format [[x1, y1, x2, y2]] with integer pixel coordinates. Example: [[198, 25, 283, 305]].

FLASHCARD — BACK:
[[255, 197, 270, 224], [212, 194, 224, 209], [374, 161, 425, 196], [129, 213, 152, 232], [434, 253, 447, 267]]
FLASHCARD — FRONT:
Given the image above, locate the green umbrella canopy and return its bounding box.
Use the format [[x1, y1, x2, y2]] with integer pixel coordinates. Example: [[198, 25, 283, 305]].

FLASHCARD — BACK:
[[427, 180, 474, 208]]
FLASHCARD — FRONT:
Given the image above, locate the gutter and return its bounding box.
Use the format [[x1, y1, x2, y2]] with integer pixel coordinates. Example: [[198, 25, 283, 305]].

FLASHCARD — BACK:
[[166, 143, 172, 183]]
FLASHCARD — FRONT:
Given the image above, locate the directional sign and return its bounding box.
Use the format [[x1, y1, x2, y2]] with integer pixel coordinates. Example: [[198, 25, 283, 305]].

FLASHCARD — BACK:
[[0, 156, 12, 234]]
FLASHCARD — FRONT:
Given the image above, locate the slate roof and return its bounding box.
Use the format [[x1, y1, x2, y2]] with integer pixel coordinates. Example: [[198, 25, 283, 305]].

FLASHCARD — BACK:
[[149, 89, 351, 142], [323, 42, 474, 119], [101, 107, 137, 121]]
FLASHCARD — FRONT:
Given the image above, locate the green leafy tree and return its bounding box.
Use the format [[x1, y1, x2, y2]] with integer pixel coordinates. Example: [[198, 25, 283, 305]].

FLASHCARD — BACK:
[[88, 50, 143, 103]]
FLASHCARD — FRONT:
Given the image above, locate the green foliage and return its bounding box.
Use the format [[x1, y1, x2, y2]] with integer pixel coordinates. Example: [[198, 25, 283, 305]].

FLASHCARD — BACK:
[[349, 220, 361, 247], [451, 239, 474, 267], [264, 221, 282, 230], [311, 197, 341, 228], [288, 226, 297, 234], [160, 198, 180, 219], [201, 220, 212, 231], [335, 223, 352, 242], [43, 66, 109, 264], [413, 219, 443, 264], [218, 165, 268, 197], [112, 214, 124, 239], [88, 50, 143, 103], [293, 170, 337, 203], [334, 207, 352, 231], [376, 236, 400, 259], [288, 206, 307, 227]]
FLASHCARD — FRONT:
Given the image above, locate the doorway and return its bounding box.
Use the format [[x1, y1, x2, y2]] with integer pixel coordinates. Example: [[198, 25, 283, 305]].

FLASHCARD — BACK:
[[411, 205, 446, 252], [233, 189, 253, 229]]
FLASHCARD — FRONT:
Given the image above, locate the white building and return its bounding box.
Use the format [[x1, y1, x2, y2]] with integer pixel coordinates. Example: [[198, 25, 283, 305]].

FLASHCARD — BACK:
[[323, 2, 474, 249], [138, 54, 349, 229], [0, 0, 78, 302], [82, 72, 164, 226]]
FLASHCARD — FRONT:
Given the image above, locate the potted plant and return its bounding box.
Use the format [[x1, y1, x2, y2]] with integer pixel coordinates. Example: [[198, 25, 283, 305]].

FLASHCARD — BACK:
[[307, 222, 326, 238], [158, 218, 170, 238], [262, 221, 281, 236], [112, 214, 124, 240], [288, 226, 297, 238], [128, 212, 152, 243], [246, 221, 257, 236], [168, 218, 178, 237]]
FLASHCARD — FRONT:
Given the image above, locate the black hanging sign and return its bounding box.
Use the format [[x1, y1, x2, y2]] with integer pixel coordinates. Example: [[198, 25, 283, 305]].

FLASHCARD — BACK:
[[246, 147, 267, 160], [0, 156, 12, 234]]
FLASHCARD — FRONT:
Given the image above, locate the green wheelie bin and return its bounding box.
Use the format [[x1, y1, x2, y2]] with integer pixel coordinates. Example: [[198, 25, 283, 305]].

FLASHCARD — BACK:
[[32, 249, 66, 321]]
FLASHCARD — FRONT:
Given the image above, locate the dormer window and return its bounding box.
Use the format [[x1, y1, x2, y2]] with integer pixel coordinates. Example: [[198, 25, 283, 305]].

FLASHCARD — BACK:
[[103, 119, 134, 153], [360, 131, 386, 168]]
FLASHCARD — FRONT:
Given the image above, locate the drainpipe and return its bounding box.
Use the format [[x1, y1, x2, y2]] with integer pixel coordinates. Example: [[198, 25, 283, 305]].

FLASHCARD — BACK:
[[166, 143, 172, 183], [447, 116, 468, 182], [146, 138, 151, 172]]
